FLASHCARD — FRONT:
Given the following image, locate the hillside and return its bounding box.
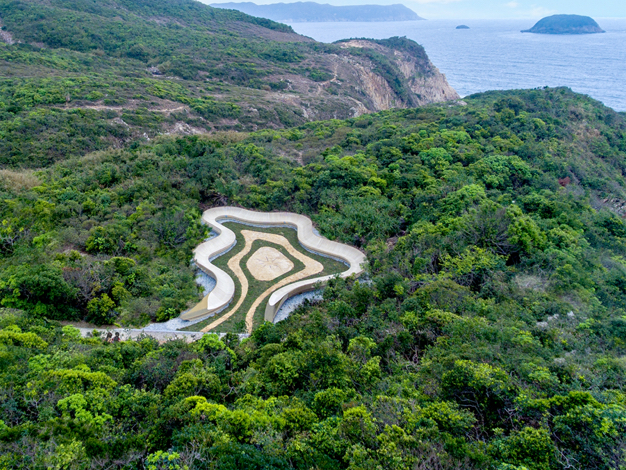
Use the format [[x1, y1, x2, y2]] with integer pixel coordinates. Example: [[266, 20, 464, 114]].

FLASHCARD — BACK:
[[2, 0, 626, 467], [2, 88, 626, 468], [0, 0, 457, 168], [522, 14, 605, 34], [211, 2, 424, 22]]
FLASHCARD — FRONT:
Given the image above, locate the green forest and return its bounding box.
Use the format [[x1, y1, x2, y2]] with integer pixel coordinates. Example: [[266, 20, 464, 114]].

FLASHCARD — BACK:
[[2, 0, 626, 468], [2, 85, 626, 468]]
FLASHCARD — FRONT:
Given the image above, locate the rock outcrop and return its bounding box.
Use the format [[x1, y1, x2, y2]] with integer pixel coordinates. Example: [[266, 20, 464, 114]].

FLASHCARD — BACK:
[[0, 19, 16, 44], [335, 38, 459, 110], [256, 37, 460, 121]]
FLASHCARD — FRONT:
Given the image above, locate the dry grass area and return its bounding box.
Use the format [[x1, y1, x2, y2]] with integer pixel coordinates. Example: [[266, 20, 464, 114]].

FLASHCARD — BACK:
[[79, 149, 120, 165], [514, 273, 548, 292], [0, 169, 41, 190], [206, 130, 249, 144]]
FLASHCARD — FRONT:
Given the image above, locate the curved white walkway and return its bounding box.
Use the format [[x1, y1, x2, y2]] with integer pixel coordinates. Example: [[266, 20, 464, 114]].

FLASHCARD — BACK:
[[180, 207, 367, 329]]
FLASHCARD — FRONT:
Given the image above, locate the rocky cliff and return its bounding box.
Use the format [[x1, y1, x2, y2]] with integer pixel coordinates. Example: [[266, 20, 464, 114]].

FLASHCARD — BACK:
[[335, 39, 459, 110], [265, 37, 460, 123]]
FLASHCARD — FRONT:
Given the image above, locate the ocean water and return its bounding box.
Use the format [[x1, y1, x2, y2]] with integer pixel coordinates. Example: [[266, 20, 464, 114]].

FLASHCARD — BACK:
[[288, 19, 626, 112]]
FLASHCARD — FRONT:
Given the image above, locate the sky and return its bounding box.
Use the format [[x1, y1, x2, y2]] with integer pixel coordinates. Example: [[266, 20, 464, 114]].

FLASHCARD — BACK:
[[230, 0, 626, 19]]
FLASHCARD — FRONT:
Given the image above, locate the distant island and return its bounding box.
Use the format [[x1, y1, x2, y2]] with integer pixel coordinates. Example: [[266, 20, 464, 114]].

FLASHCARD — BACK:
[[522, 14, 605, 34], [211, 2, 424, 22], [456, 25, 469, 29]]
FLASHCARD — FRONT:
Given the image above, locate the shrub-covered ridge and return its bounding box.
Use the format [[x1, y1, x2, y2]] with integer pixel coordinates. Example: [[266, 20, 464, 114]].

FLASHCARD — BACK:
[[1, 87, 626, 468]]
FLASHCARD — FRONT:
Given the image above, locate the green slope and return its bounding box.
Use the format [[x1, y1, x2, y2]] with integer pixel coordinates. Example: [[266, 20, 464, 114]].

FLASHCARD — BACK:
[[0, 0, 455, 167], [0, 0, 296, 75], [1, 87, 626, 468]]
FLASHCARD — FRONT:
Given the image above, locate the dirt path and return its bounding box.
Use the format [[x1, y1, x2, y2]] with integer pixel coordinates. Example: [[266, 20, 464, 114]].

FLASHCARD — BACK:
[[200, 230, 323, 333], [316, 63, 340, 96], [71, 104, 189, 114], [54, 98, 191, 115]]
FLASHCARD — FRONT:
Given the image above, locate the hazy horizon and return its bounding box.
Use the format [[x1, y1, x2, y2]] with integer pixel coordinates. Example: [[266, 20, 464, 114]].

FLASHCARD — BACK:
[[203, 0, 626, 20]]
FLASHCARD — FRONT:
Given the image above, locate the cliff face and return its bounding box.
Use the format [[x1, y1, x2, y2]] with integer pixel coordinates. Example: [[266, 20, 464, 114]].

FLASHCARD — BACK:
[[221, 37, 460, 124], [343, 60, 401, 111], [334, 39, 459, 111]]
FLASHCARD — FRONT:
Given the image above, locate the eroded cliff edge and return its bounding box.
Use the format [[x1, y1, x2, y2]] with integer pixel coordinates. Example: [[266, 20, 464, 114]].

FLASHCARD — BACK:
[[337, 38, 459, 109], [262, 36, 460, 123]]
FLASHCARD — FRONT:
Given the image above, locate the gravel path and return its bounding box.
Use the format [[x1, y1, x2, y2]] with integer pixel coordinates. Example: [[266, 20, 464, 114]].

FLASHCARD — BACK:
[[76, 327, 248, 343]]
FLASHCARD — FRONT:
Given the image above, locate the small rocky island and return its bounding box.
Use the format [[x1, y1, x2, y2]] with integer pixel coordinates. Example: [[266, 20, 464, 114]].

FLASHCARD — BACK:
[[456, 25, 470, 29], [522, 14, 605, 34]]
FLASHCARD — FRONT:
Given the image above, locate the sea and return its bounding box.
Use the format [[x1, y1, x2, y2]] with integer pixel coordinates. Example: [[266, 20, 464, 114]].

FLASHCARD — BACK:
[[287, 19, 626, 112]]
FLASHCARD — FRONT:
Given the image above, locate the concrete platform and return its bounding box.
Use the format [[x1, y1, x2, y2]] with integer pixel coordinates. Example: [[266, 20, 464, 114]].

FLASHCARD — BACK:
[[180, 207, 367, 324]]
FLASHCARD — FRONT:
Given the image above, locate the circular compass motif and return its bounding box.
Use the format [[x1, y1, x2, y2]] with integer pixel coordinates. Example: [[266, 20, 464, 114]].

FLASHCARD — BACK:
[[247, 246, 294, 281]]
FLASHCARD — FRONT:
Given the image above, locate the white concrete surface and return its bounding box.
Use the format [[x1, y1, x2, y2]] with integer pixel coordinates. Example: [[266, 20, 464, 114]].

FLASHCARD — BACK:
[[273, 290, 323, 323], [181, 207, 366, 322]]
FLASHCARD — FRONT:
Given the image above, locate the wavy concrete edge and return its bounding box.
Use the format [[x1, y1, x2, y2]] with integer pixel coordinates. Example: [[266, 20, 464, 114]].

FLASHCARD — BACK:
[[180, 206, 366, 322]]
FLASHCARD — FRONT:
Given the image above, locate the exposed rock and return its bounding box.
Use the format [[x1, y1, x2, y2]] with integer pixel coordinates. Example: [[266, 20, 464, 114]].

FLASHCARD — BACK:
[[348, 59, 402, 110], [336, 39, 459, 110], [167, 122, 207, 136], [243, 38, 459, 124], [0, 29, 14, 44], [592, 195, 626, 217], [456, 25, 470, 30], [0, 20, 15, 44]]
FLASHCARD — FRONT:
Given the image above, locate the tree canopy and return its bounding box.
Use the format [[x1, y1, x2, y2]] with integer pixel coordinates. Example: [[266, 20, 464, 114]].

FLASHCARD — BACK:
[[1, 87, 626, 468]]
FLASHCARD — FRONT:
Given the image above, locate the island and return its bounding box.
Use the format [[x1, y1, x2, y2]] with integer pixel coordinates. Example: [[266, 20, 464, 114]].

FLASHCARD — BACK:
[[522, 14, 605, 34], [211, 2, 425, 22], [456, 25, 470, 29]]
